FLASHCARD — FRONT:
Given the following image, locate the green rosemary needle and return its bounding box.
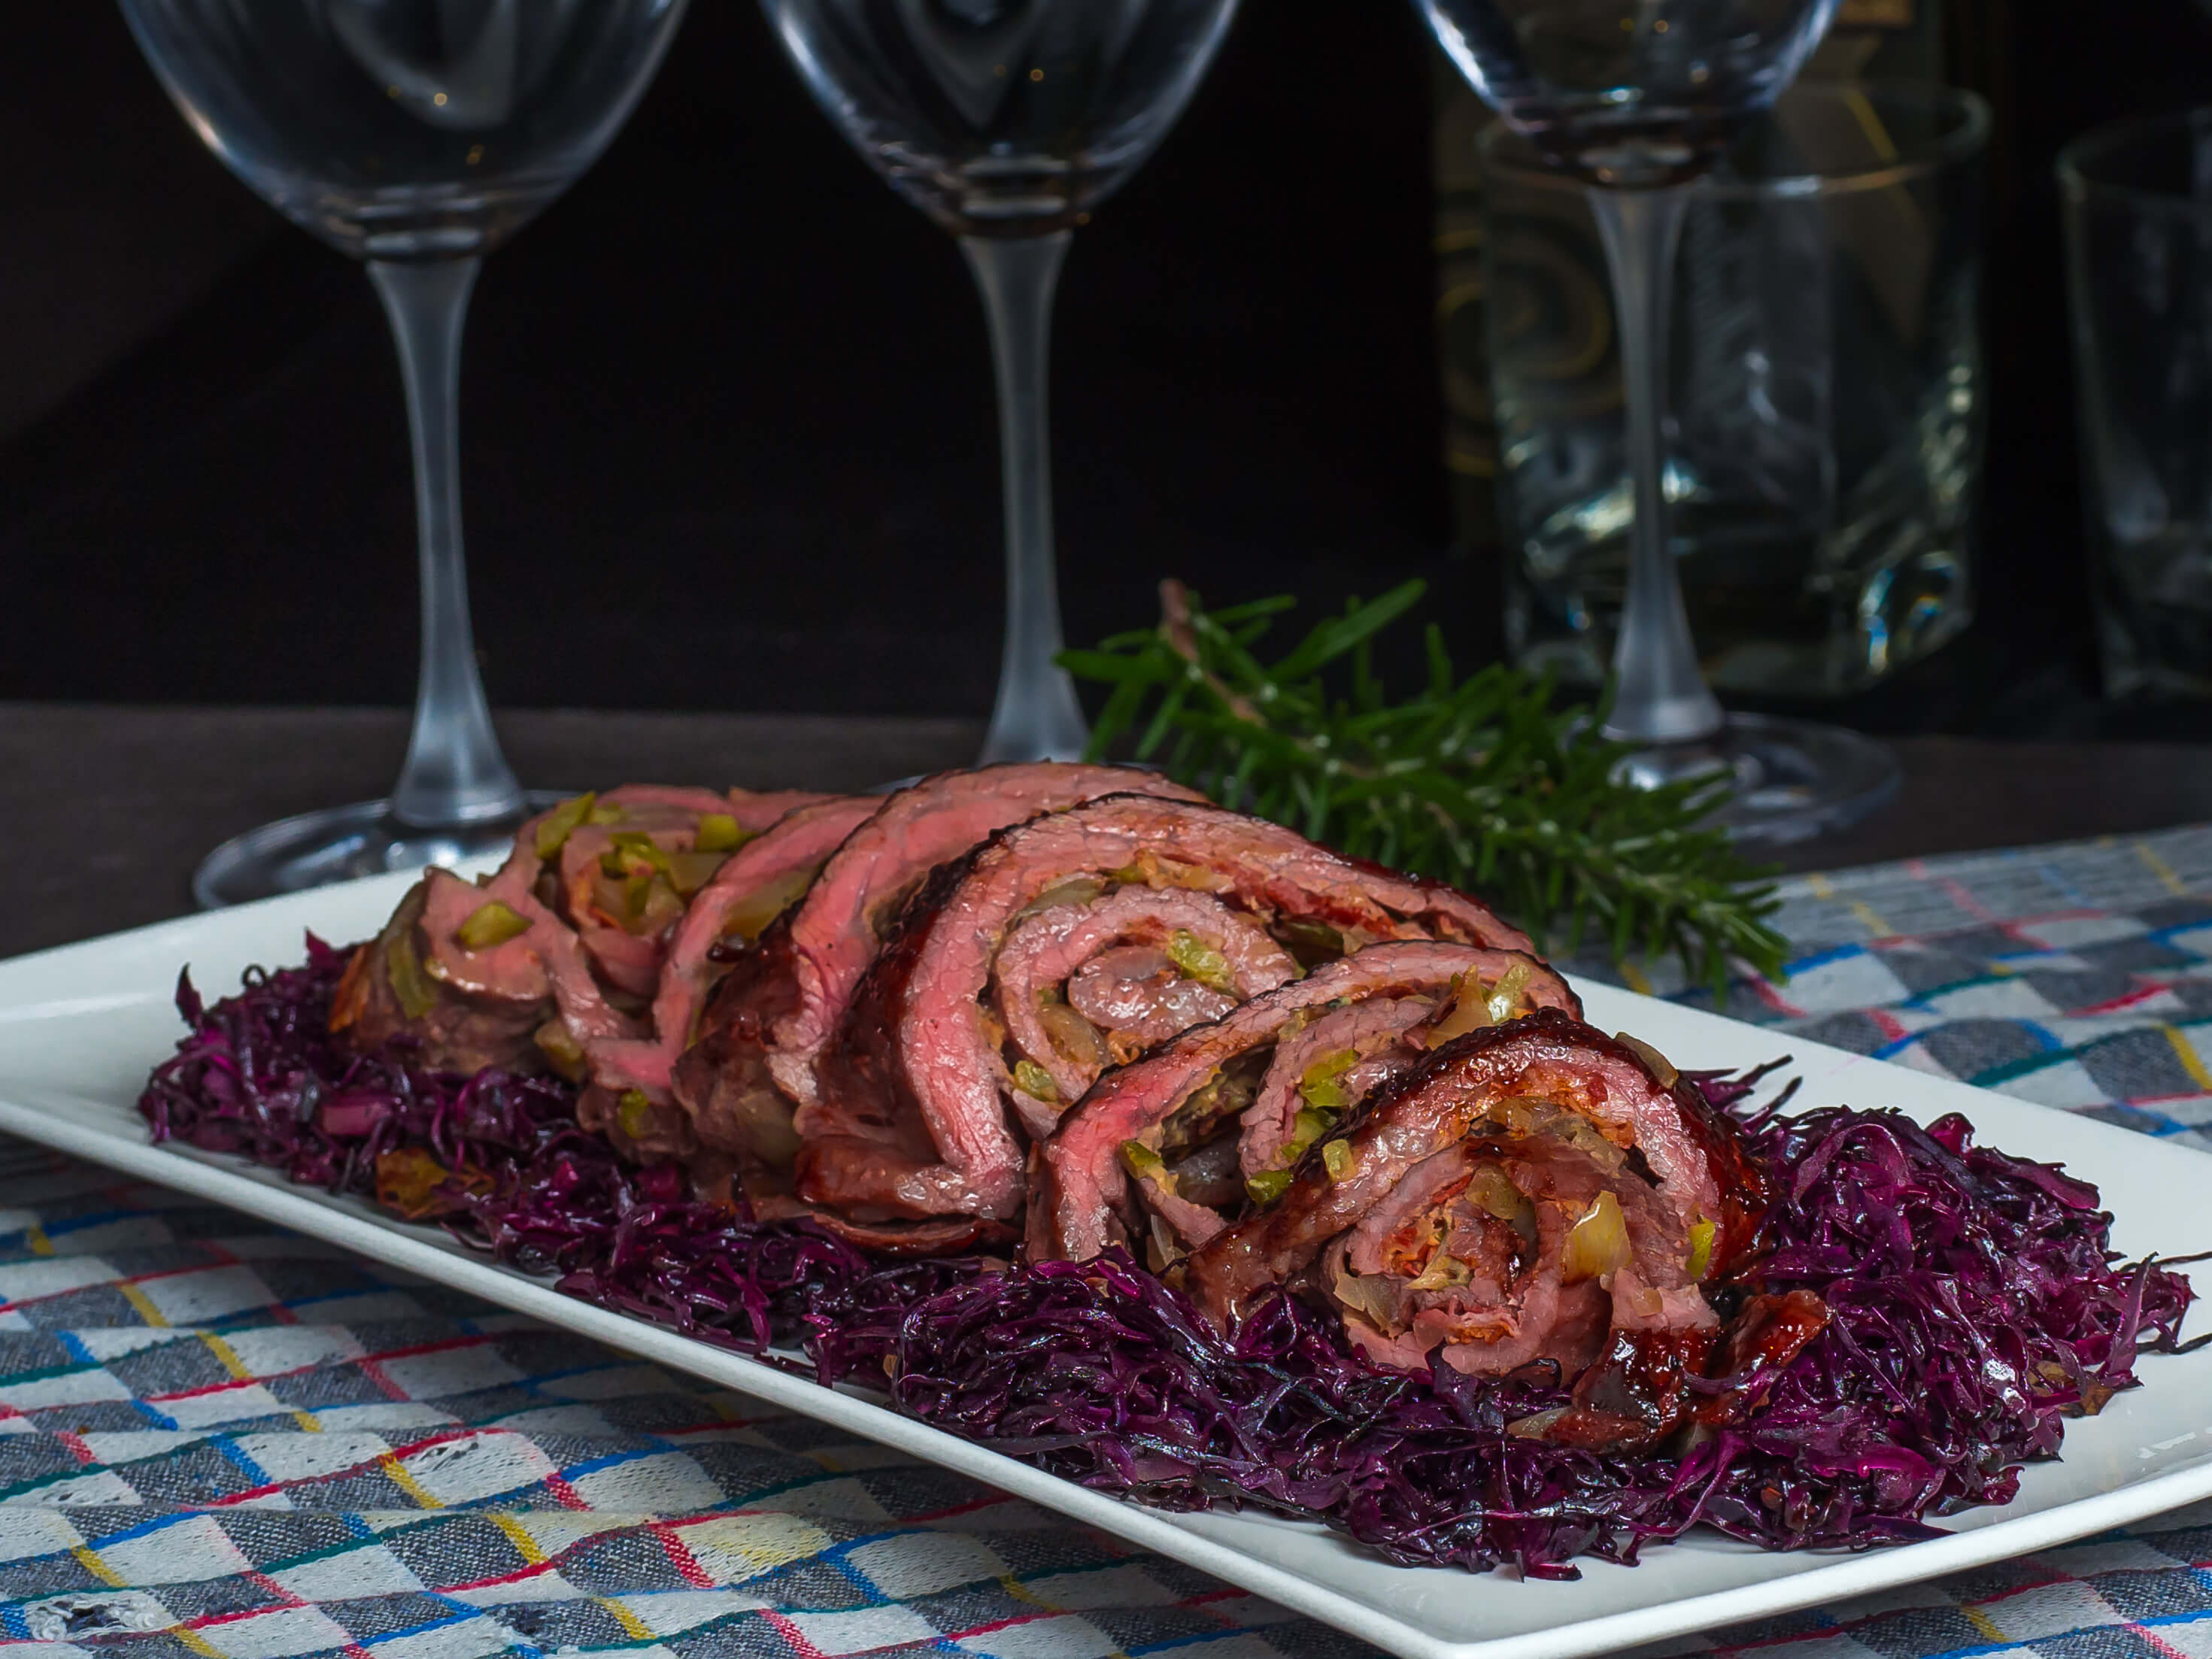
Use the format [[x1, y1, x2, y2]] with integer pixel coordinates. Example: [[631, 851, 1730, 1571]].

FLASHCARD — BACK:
[[1060, 579, 1787, 996]]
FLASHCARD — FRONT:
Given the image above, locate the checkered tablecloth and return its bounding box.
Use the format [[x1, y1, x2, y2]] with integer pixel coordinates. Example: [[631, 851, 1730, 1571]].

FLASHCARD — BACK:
[[1, 826, 2209, 1659]]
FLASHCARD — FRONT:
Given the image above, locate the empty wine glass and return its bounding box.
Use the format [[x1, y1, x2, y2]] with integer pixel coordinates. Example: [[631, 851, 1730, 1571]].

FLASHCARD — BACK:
[[1418, 0, 1900, 846], [765, 0, 1241, 764], [120, 0, 692, 905]]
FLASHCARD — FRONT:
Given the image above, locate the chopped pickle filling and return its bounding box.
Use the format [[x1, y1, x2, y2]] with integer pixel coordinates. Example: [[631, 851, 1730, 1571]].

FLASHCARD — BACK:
[[1559, 1190, 1631, 1284], [692, 812, 750, 854], [386, 927, 438, 1019], [600, 831, 674, 880], [1244, 1167, 1295, 1206], [454, 899, 530, 952], [663, 850, 728, 899], [1118, 1139, 1175, 1194], [1483, 960, 1534, 1024], [1012, 1059, 1060, 1103], [1013, 876, 1106, 922], [721, 863, 820, 944], [1686, 1216, 1716, 1281], [1165, 929, 1236, 993], [533, 1019, 587, 1082], [1297, 1047, 1360, 1113], [615, 1088, 657, 1143], [1037, 1003, 1107, 1069], [1613, 1030, 1680, 1087], [534, 793, 597, 859], [1424, 972, 1494, 1044], [1323, 1139, 1358, 1182], [1276, 917, 1347, 966]]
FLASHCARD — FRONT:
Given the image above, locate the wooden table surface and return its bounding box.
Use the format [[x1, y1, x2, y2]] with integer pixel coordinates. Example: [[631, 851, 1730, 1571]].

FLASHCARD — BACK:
[[8, 703, 2212, 961]]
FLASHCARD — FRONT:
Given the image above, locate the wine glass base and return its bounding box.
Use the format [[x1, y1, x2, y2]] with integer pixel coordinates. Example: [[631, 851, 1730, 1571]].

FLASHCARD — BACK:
[[1616, 713, 1901, 850], [193, 793, 569, 911]]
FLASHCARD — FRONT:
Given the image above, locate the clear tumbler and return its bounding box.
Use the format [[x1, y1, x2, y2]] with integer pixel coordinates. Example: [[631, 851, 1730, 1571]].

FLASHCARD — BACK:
[[2061, 108, 2212, 699], [1483, 82, 1989, 705]]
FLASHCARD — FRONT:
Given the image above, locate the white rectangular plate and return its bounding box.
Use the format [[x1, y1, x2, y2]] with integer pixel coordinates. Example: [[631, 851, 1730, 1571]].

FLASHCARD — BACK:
[[0, 872, 2206, 1659]]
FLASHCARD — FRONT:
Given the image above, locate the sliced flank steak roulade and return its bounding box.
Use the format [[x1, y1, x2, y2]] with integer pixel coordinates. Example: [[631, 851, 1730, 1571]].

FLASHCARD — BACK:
[[1028, 941, 1580, 1266], [1179, 1007, 1809, 1448], [666, 764, 1206, 1238], [332, 784, 834, 1079], [803, 795, 1533, 1231], [575, 794, 882, 1162]]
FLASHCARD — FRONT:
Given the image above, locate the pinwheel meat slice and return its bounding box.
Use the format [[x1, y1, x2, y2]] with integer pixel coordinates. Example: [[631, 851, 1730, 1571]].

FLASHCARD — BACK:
[[553, 785, 830, 1000], [991, 884, 1298, 1139], [1181, 1008, 1801, 1449], [1027, 942, 1579, 1264], [332, 784, 830, 1080], [575, 795, 880, 1162], [760, 762, 1206, 1113], [814, 797, 1532, 1227]]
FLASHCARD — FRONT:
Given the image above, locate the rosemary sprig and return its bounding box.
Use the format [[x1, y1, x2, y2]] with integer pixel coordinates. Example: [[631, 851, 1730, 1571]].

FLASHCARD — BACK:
[[1060, 579, 1787, 996]]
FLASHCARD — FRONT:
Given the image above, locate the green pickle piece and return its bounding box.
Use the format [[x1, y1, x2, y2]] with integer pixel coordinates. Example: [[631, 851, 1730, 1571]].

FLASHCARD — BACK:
[[454, 900, 530, 952], [616, 1089, 656, 1142], [1297, 1048, 1360, 1114], [1686, 1217, 1716, 1281], [693, 811, 753, 854], [385, 929, 438, 1020], [1012, 1059, 1060, 1103], [533, 793, 597, 860], [1118, 1139, 1167, 1183], [1244, 1168, 1295, 1206], [1166, 930, 1236, 993]]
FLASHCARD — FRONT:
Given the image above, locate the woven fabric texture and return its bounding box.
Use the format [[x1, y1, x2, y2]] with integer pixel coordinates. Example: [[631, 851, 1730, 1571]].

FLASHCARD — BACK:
[[0, 826, 2207, 1658]]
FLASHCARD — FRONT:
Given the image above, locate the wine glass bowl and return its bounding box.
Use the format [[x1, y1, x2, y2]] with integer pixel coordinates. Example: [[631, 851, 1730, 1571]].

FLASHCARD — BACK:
[[768, 0, 1238, 766], [123, 1, 688, 259], [769, 0, 1239, 235], [1418, 0, 1843, 184]]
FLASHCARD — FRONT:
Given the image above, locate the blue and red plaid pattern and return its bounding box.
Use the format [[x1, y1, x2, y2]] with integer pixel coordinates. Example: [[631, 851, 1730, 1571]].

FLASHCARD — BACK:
[[0, 823, 2206, 1657]]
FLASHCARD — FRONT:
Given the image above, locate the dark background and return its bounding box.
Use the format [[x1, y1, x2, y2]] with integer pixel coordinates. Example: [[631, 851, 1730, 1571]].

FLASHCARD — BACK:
[[5, 1, 2210, 742]]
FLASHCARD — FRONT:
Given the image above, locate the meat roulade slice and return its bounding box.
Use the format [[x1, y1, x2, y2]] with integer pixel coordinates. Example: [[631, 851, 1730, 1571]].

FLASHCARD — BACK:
[[1028, 941, 1580, 1264], [808, 795, 1534, 1228], [754, 762, 1207, 1112], [332, 784, 833, 1078], [669, 765, 1204, 1148], [1181, 1007, 1798, 1448], [575, 795, 882, 1161]]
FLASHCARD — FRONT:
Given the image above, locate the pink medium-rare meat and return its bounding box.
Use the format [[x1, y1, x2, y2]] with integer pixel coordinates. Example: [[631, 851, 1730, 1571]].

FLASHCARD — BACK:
[[1183, 1010, 1764, 1322], [763, 763, 1208, 1112], [993, 885, 1297, 1109], [334, 793, 614, 1074], [554, 785, 832, 1000], [576, 796, 880, 1160], [337, 781, 845, 1089], [813, 798, 1534, 1227], [1238, 996, 1433, 1178], [664, 765, 1205, 1191], [1028, 941, 1578, 1263], [1179, 1009, 1782, 1445]]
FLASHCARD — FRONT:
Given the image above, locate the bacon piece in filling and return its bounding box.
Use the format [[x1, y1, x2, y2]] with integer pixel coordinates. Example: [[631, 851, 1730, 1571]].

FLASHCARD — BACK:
[[811, 796, 1531, 1225], [1027, 942, 1579, 1264], [1181, 1008, 1798, 1448]]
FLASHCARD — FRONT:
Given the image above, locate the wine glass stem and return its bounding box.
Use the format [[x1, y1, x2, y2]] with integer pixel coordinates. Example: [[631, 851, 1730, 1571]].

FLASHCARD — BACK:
[[1587, 183, 1725, 747], [961, 231, 1091, 766], [368, 256, 527, 830]]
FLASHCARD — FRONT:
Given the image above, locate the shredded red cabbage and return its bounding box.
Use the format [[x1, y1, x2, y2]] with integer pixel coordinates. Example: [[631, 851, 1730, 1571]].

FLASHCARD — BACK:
[[139, 939, 2200, 1580]]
